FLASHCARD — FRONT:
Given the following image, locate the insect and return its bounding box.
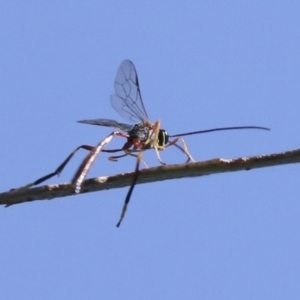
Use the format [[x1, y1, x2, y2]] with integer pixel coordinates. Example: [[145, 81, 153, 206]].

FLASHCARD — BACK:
[[18, 60, 270, 227]]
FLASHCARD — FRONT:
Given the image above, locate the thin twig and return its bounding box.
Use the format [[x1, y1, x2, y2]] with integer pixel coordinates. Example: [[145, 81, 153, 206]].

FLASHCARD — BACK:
[[1, 147, 300, 207]]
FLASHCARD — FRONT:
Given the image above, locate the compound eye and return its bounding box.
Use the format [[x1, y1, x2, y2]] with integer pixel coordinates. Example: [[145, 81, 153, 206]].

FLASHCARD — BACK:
[[158, 129, 169, 146]]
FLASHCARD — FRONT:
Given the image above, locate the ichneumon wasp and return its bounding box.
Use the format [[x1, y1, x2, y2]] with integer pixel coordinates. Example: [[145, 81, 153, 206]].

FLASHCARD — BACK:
[[18, 60, 270, 227]]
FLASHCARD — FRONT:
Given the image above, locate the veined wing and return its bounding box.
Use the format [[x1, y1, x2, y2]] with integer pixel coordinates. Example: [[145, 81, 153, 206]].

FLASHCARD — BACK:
[[77, 118, 133, 132], [110, 60, 150, 123]]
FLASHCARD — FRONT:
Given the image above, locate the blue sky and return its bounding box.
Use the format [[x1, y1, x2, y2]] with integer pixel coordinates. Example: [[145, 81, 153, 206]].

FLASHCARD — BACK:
[[1, 1, 300, 299]]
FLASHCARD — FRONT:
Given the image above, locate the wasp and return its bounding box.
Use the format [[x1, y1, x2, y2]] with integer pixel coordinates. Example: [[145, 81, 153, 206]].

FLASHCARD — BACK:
[[19, 60, 270, 227]]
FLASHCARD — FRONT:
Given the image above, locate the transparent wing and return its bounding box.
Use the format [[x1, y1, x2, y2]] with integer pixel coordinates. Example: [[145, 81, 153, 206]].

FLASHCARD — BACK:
[[110, 60, 150, 123], [77, 118, 133, 132]]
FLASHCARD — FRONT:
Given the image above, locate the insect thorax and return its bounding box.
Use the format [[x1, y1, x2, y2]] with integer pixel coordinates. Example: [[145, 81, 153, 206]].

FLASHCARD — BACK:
[[128, 123, 169, 149], [128, 123, 151, 143]]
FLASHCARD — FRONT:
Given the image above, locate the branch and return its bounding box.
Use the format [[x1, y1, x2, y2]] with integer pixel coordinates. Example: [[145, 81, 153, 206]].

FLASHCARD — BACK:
[[1, 147, 300, 207]]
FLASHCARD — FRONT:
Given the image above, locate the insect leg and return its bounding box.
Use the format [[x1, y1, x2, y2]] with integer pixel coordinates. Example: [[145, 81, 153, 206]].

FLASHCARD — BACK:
[[13, 144, 95, 191], [109, 150, 149, 168], [108, 153, 130, 161], [116, 150, 143, 227], [166, 137, 196, 163], [107, 138, 132, 162], [173, 144, 191, 163], [154, 147, 165, 165], [124, 150, 149, 168], [72, 131, 122, 193], [178, 137, 196, 162]]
